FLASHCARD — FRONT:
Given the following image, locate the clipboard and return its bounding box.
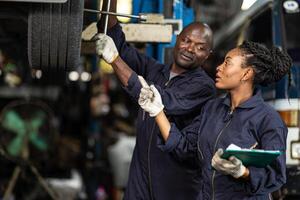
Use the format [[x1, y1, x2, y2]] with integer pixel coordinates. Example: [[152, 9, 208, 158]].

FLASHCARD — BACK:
[[221, 149, 281, 168]]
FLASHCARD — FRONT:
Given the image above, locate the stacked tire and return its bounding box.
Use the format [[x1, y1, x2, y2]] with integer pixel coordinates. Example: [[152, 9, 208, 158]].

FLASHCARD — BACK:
[[28, 0, 84, 72]]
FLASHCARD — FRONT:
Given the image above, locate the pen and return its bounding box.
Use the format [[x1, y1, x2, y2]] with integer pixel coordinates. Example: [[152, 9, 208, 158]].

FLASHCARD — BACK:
[[250, 142, 258, 149]]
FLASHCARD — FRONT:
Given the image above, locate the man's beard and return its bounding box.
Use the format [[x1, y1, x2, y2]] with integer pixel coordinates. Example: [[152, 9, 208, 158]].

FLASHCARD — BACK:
[[174, 59, 199, 71]]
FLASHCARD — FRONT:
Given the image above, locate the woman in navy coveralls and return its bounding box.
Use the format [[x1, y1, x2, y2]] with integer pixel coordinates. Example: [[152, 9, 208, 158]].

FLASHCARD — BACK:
[[138, 41, 292, 200]]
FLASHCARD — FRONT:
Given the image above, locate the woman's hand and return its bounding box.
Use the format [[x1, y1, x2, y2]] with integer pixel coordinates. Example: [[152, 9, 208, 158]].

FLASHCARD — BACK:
[[212, 149, 249, 179], [138, 76, 164, 117]]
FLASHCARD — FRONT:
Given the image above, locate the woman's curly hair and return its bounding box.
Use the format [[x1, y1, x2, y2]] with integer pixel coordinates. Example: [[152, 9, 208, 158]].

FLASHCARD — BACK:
[[238, 41, 292, 86]]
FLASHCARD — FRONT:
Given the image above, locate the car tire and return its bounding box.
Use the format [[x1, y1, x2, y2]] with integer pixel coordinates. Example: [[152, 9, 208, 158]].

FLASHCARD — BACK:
[[28, 0, 84, 72]]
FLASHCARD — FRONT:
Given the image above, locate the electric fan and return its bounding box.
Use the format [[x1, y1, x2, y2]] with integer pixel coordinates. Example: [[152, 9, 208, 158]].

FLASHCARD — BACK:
[[0, 100, 58, 199], [2, 109, 48, 157]]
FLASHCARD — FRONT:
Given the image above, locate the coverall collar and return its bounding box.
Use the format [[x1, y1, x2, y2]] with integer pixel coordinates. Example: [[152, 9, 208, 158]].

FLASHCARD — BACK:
[[222, 88, 264, 109], [161, 64, 204, 80]]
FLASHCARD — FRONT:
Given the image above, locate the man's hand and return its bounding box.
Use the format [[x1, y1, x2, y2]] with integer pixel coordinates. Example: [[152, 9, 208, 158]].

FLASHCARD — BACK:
[[138, 83, 164, 117], [95, 33, 119, 64], [211, 149, 247, 179]]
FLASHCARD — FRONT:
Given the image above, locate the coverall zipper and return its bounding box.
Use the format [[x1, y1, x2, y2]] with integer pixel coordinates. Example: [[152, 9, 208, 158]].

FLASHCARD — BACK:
[[197, 128, 204, 160], [147, 76, 181, 200], [269, 193, 273, 200], [211, 110, 234, 200], [147, 78, 173, 200], [148, 122, 156, 200]]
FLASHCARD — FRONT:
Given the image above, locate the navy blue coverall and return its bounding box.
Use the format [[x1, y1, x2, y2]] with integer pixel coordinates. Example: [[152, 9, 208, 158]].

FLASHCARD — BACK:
[[159, 89, 287, 200], [107, 24, 216, 200]]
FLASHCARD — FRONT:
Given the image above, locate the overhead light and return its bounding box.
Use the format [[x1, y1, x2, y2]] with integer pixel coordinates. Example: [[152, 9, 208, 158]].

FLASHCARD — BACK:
[[117, 0, 132, 23], [36, 70, 42, 79], [283, 0, 299, 13], [31, 69, 42, 79], [80, 72, 91, 82], [69, 71, 79, 81], [241, 0, 257, 10]]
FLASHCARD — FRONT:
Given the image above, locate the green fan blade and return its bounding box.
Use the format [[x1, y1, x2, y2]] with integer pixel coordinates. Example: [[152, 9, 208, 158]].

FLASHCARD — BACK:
[[7, 135, 24, 156], [29, 131, 48, 151], [29, 115, 44, 130], [27, 111, 47, 151], [2, 111, 26, 156], [2, 111, 26, 135]]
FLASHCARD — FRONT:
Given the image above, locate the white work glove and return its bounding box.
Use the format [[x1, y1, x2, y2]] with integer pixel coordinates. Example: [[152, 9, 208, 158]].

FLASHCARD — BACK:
[[95, 33, 119, 64], [211, 149, 246, 179], [137, 76, 164, 117], [138, 76, 153, 105]]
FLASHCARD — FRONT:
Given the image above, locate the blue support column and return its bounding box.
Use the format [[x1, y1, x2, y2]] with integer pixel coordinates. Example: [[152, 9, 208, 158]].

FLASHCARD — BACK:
[[132, 0, 158, 16], [132, 0, 158, 58], [173, 0, 184, 19], [157, 0, 194, 63]]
